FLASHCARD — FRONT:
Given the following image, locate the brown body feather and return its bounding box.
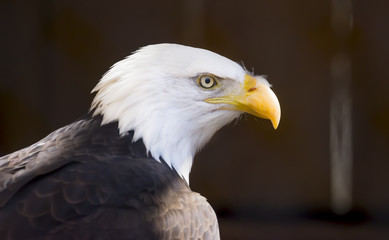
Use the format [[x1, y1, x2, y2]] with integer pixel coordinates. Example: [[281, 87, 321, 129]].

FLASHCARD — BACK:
[[0, 115, 219, 240]]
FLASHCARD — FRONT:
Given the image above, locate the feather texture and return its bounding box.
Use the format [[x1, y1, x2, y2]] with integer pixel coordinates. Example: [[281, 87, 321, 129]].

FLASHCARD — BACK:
[[91, 44, 246, 181], [0, 115, 219, 239]]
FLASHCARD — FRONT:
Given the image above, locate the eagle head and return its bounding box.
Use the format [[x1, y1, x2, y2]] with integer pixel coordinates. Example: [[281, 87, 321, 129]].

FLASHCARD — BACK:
[[91, 43, 281, 183]]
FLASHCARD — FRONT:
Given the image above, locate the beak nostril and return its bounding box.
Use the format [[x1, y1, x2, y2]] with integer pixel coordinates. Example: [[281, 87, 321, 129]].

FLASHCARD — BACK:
[[248, 87, 256, 92]]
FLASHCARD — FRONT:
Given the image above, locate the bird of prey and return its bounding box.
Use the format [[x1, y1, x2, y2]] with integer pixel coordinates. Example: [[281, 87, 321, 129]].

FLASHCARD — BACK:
[[0, 43, 280, 239]]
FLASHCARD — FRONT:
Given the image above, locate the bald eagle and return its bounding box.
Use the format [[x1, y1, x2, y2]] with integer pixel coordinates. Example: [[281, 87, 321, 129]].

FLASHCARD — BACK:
[[0, 44, 280, 239]]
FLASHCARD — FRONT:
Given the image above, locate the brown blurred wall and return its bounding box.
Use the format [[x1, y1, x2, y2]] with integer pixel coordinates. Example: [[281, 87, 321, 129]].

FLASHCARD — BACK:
[[0, 0, 388, 238]]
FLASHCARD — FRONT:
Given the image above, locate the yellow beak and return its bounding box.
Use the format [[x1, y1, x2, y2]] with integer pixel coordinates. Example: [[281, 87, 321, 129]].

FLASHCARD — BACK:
[[205, 74, 281, 129]]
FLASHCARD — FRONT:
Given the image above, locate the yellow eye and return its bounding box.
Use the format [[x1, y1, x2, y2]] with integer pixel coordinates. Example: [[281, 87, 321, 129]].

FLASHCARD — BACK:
[[197, 75, 218, 89]]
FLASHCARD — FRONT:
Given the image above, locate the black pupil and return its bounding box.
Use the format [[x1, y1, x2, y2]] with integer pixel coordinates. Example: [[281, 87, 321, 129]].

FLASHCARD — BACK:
[[205, 78, 211, 84]]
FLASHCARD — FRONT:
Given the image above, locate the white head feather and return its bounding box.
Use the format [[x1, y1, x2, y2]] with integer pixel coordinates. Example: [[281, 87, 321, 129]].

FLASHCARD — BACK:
[[91, 43, 252, 183]]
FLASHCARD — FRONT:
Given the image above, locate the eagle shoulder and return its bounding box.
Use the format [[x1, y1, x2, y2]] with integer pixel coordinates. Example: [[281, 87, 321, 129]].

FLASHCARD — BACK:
[[0, 116, 220, 239], [0, 119, 95, 207]]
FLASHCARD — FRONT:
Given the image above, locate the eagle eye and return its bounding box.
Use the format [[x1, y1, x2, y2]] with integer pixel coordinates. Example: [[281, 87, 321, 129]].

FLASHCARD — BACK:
[[197, 75, 218, 89]]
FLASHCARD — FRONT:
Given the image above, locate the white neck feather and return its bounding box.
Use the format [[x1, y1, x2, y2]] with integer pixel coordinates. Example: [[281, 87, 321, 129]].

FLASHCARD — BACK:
[[90, 44, 245, 183]]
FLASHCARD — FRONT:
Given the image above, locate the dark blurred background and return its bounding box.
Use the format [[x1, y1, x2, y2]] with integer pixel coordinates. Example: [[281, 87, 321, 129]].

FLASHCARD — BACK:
[[1, 0, 388, 239]]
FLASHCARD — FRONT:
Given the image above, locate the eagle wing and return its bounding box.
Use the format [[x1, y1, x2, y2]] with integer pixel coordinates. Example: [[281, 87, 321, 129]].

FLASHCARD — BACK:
[[0, 117, 219, 239], [0, 119, 91, 208]]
